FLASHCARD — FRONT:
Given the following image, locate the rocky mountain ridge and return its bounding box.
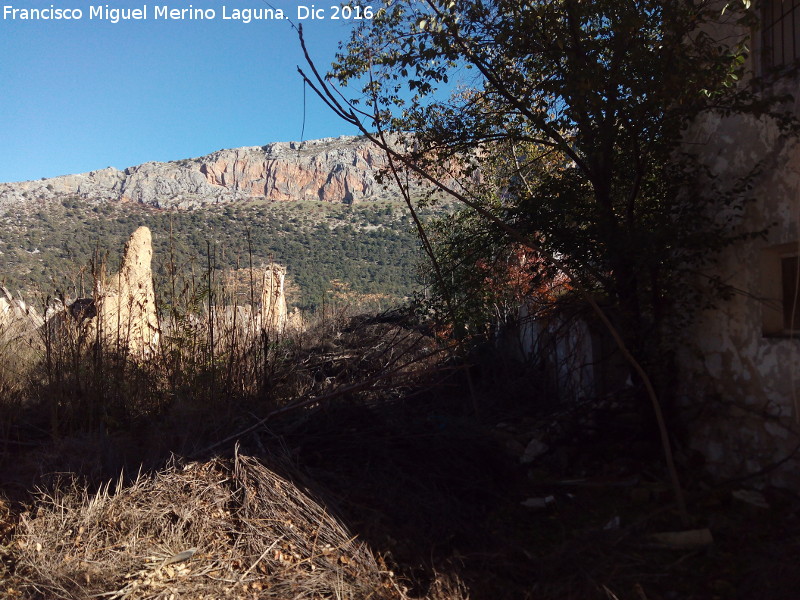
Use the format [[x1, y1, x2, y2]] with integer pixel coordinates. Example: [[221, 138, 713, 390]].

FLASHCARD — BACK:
[[0, 135, 396, 212]]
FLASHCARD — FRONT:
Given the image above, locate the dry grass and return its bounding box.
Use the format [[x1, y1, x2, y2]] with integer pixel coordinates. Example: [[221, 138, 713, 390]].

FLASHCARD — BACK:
[[8, 449, 427, 600], [0, 299, 474, 599], [6, 264, 798, 600], [0, 292, 478, 600]]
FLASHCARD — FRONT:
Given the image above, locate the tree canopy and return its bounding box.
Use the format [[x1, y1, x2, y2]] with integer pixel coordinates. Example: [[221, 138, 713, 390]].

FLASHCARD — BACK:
[[302, 1, 789, 376], [296, 0, 800, 520]]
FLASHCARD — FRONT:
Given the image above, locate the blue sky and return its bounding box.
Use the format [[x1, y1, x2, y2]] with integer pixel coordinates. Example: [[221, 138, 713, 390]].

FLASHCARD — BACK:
[[0, 0, 365, 182]]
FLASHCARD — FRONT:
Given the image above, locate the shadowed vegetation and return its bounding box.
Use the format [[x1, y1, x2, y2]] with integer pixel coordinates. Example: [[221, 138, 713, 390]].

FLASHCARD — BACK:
[[0, 196, 438, 310]]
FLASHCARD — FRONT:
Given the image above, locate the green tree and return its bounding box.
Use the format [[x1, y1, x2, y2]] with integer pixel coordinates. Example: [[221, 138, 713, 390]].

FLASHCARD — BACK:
[[300, 0, 796, 515], [301, 0, 791, 394]]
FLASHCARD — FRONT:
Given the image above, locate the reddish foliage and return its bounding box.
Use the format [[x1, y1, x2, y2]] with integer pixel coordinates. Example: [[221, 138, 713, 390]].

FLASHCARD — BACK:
[[475, 244, 570, 315]]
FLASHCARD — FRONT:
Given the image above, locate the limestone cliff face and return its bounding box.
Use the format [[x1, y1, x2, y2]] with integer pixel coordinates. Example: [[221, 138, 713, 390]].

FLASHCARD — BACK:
[[0, 136, 393, 211], [199, 138, 388, 203]]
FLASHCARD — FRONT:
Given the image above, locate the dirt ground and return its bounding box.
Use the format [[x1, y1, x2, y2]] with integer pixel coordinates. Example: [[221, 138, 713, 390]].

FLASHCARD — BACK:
[[3, 380, 800, 600], [265, 390, 800, 600]]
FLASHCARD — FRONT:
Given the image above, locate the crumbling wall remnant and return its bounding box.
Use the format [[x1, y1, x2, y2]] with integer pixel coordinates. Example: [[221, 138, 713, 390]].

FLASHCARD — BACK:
[[95, 226, 160, 357], [261, 264, 288, 335], [54, 226, 162, 358]]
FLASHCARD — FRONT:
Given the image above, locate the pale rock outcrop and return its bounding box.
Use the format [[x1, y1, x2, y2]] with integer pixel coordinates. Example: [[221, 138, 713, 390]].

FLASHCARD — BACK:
[[0, 286, 43, 339], [90, 227, 160, 357], [0, 167, 126, 211], [261, 264, 288, 335], [287, 307, 304, 331]]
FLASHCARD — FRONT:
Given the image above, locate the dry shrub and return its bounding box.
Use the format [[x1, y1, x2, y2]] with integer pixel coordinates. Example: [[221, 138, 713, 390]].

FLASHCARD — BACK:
[[0, 314, 42, 439], [0, 495, 14, 581], [290, 316, 444, 399], [10, 451, 410, 600]]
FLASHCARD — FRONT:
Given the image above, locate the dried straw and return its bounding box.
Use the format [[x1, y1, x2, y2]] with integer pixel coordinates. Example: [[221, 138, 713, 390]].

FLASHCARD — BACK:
[[12, 450, 404, 599]]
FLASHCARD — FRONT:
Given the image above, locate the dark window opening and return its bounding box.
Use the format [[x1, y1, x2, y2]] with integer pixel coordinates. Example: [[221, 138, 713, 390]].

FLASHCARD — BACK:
[[760, 242, 799, 336], [762, 0, 800, 71], [781, 255, 800, 330]]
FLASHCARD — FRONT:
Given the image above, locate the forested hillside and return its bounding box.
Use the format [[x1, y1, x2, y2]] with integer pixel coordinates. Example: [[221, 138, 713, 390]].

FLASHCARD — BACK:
[[0, 196, 428, 310]]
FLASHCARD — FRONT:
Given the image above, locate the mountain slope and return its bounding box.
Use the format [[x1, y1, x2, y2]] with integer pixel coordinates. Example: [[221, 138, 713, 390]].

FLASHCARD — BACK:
[[0, 136, 444, 309], [0, 136, 396, 211], [0, 196, 428, 310]]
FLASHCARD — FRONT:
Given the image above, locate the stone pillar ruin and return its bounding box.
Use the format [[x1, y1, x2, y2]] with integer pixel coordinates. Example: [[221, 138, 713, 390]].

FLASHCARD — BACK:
[[260, 264, 288, 335], [94, 226, 160, 357]]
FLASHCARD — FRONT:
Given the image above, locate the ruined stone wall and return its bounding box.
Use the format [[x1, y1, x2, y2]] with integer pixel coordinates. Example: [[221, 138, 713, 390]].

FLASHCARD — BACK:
[[679, 91, 800, 488]]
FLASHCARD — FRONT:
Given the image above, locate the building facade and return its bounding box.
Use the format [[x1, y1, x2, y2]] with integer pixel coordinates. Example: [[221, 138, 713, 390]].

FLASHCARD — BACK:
[[677, 0, 800, 487]]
